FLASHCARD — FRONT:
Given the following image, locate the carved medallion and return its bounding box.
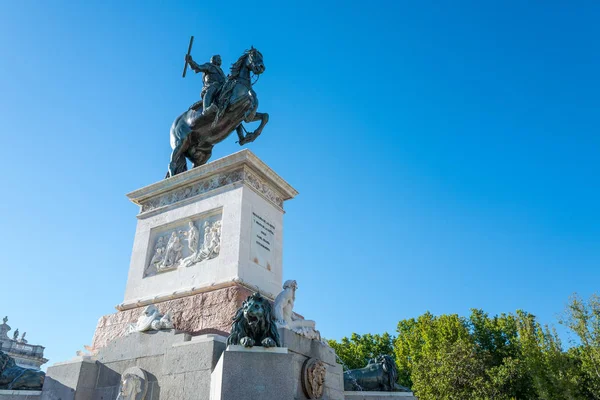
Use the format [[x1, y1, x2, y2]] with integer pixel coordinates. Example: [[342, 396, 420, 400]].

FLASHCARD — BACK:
[[302, 358, 326, 399], [117, 367, 147, 400]]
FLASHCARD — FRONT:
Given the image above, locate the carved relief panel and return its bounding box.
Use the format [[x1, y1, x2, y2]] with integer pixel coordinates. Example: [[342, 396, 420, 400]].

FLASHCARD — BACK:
[[144, 210, 222, 277]]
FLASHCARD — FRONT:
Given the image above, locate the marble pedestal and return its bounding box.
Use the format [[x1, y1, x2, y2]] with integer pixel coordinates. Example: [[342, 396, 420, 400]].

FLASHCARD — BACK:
[[91, 150, 298, 351], [122, 149, 298, 309]]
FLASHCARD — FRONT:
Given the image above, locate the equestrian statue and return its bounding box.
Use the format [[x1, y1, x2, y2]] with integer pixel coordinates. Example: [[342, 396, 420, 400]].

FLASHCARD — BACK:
[[166, 38, 269, 178]]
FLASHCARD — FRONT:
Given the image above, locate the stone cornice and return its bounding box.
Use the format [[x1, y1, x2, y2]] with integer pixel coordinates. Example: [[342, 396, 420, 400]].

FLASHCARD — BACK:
[[127, 150, 298, 216]]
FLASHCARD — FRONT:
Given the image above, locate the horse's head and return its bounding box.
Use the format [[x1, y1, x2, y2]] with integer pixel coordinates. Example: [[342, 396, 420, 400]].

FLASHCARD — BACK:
[[230, 47, 265, 79], [246, 46, 265, 75]]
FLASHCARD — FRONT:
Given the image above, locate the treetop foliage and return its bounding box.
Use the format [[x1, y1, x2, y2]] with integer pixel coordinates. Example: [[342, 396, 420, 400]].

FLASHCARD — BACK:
[[328, 293, 600, 400]]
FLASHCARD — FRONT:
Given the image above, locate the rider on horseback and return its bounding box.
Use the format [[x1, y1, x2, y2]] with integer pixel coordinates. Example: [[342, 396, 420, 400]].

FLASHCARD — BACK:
[[185, 54, 226, 115], [167, 47, 268, 178]]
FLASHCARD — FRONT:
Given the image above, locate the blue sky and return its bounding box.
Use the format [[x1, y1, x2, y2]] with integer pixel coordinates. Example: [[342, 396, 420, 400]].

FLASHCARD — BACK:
[[1, 1, 598, 367]]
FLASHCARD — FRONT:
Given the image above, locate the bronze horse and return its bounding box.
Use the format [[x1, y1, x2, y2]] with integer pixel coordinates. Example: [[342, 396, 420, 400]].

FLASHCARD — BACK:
[[167, 47, 269, 177]]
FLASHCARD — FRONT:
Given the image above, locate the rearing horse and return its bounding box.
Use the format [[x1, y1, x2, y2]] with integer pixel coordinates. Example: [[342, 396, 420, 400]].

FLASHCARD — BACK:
[[167, 47, 269, 177]]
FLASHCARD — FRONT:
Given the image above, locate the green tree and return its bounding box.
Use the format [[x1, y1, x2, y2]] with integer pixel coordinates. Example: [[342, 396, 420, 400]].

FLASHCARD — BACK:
[[516, 310, 580, 399], [469, 310, 535, 399], [331, 293, 600, 399], [327, 332, 394, 370], [396, 313, 492, 399], [560, 294, 600, 398], [394, 315, 422, 388]]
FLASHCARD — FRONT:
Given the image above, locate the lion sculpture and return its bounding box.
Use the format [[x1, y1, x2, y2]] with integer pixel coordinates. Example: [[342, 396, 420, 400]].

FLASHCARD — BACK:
[[0, 350, 45, 390], [227, 292, 281, 348], [343, 355, 410, 392]]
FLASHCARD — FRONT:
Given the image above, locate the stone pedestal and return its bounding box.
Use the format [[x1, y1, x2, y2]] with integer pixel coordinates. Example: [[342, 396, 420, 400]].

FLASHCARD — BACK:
[[40, 150, 368, 400], [210, 330, 345, 400], [91, 150, 298, 351], [210, 346, 294, 400], [122, 149, 298, 309]]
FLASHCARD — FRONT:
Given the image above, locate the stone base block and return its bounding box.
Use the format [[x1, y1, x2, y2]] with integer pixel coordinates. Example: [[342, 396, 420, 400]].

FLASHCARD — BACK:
[[344, 391, 417, 400], [210, 347, 295, 400], [0, 390, 42, 400], [44, 326, 347, 400], [279, 327, 345, 400], [211, 333, 345, 400], [41, 357, 98, 400], [42, 330, 227, 400], [91, 285, 252, 350]]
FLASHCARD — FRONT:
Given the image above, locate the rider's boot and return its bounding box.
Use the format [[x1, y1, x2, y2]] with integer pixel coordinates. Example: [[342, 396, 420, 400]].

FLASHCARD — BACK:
[[202, 104, 218, 116]]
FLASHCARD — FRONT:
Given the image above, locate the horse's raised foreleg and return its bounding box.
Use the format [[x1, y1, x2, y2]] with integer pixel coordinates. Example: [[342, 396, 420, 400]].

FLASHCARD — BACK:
[[238, 112, 269, 146]]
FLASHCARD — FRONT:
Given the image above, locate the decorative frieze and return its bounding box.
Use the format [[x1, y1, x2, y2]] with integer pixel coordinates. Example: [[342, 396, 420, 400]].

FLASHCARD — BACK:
[[140, 168, 244, 213], [138, 167, 284, 213], [244, 169, 284, 209]]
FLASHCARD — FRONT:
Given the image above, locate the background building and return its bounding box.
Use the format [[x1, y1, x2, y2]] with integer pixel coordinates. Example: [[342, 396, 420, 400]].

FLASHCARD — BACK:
[[0, 316, 47, 370]]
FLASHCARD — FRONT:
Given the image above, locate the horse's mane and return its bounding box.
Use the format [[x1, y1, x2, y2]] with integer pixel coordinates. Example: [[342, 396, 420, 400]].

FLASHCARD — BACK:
[[229, 50, 250, 78], [229, 48, 262, 78]]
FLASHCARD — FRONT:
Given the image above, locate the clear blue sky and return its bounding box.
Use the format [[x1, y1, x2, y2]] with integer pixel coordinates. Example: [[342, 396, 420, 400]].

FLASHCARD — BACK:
[[1, 1, 598, 368]]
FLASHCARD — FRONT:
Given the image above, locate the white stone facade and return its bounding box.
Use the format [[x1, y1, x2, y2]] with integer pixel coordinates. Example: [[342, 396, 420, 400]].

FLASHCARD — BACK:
[[119, 150, 298, 310]]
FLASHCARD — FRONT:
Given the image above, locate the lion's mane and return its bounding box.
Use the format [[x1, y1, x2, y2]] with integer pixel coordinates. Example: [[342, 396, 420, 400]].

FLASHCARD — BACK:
[[227, 292, 281, 347]]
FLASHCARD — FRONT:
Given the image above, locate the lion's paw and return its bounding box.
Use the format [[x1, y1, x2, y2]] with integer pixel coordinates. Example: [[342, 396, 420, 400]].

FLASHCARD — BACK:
[[240, 337, 255, 347], [262, 337, 276, 348]]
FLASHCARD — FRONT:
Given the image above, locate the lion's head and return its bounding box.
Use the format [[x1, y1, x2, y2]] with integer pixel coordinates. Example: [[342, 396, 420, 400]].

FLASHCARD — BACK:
[[243, 293, 271, 330], [227, 293, 281, 347]]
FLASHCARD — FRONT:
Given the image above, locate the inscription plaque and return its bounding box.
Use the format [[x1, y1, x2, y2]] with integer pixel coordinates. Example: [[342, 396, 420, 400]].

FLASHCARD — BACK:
[[251, 211, 275, 271]]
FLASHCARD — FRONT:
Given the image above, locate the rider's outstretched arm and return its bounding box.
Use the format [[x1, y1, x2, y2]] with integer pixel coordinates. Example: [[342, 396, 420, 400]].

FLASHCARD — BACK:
[[189, 60, 211, 74]]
